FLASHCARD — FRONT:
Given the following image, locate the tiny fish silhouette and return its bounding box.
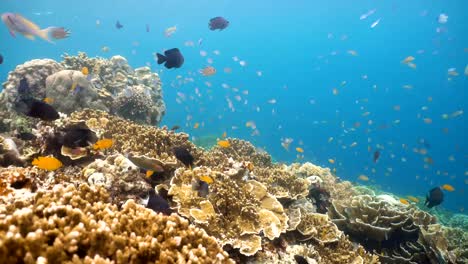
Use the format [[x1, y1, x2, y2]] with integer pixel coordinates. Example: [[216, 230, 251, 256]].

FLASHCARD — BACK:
[[115, 20, 123, 29]]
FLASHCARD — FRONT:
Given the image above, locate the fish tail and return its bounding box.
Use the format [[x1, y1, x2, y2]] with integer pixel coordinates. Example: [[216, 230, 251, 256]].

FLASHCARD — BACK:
[[156, 53, 166, 64], [38, 27, 55, 44]]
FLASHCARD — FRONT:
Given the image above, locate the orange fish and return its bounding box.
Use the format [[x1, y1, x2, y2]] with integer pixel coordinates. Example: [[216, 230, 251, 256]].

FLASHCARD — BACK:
[[43, 97, 54, 104], [32, 156, 62, 171], [199, 175, 214, 184], [222, 132, 227, 138], [193, 122, 199, 129], [399, 198, 410, 205], [93, 139, 113, 150], [328, 159, 335, 164], [295, 147, 304, 153], [82, 66, 89, 75], [217, 140, 230, 148], [441, 184, 455, 192], [200, 66, 216, 76]]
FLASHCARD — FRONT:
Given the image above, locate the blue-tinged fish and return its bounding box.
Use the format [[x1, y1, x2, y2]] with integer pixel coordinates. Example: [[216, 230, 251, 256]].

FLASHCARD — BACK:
[[0, 53, 3, 64], [209, 17, 229, 31], [1, 12, 55, 43], [115, 20, 123, 29]]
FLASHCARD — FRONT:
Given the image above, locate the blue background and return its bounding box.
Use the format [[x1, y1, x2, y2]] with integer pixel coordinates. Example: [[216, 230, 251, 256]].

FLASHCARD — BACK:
[[0, 0, 466, 212]]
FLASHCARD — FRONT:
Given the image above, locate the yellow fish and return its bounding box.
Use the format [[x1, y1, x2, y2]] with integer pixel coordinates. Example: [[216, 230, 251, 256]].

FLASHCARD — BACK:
[[43, 97, 54, 104], [2, 13, 54, 43], [295, 147, 304, 153], [193, 122, 199, 129], [441, 184, 455, 192], [328, 159, 335, 164], [401, 56, 415, 64], [81, 67, 89, 75], [406, 196, 420, 203], [93, 139, 113, 150], [358, 175, 369, 181], [222, 132, 227, 138], [399, 198, 410, 205], [32, 156, 63, 171], [217, 140, 231, 148], [199, 175, 214, 184]]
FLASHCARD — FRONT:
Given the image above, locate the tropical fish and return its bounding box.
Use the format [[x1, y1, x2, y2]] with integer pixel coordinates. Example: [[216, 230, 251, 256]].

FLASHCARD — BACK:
[[62, 123, 98, 148], [399, 198, 409, 205], [358, 175, 369, 181], [115, 20, 123, 29], [164, 25, 177, 37], [0, 54, 3, 64], [209, 17, 229, 31], [127, 154, 164, 174], [15, 98, 59, 121], [81, 67, 89, 75], [156, 48, 184, 69], [464, 64, 468, 76], [199, 175, 214, 184], [101, 46, 110, 52], [425, 187, 444, 208], [359, 9, 376, 20], [200, 66, 216, 76], [347, 50, 358, 56], [32, 156, 63, 171], [146, 24, 150, 33], [1, 13, 55, 43], [407, 196, 420, 203], [43, 97, 54, 104], [192, 179, 209, 198], [92, 138, 113, 150], [146, 189, 172, 215], [370, 18, 381, 28], [441, 184, 455, 192], [401, 56, 415, 64], [328, 159, 335, 164], [170, 125, 180, 131], [15, 131, 36, 141], [173, 146, 194, 168], [438, 13, 448, 24], [373, 150, 380, 163], [193, 122, 199, 129], [222, 132, 227, 138], [217, 140, 230, 148], [295, 147, 304, 153]]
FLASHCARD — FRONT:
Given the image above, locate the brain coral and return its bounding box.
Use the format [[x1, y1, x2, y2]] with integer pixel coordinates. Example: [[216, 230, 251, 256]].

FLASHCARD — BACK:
[[0, 183, 233, 263]]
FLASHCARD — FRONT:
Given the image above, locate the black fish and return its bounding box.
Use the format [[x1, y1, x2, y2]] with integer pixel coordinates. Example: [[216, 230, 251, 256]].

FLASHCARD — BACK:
[[147, 189, 172, 215], [62, 123, 98, 148], [294, 255, 309, 264], [17, 78, 30, 96], [0, 54, 3, 64], [173, 146, 194, 168], [170, 125, 180, 131], [116, 20, 123, 29], [15, 132, 36, 141], [209, 17, 229, 31], [192, 180, 209, 198], [425, 187, 444, 208], [373, 150, 380, 163], [156, 48, 184, 69], [15, 98, 59, 121]]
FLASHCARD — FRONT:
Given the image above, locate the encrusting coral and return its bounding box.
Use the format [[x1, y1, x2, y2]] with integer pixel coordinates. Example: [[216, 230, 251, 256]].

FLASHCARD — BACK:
[[0, 183, 233, 263]]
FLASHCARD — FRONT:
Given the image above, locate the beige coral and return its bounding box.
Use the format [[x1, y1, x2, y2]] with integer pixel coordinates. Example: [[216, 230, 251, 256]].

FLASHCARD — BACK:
[[0, 183, 233, 263]]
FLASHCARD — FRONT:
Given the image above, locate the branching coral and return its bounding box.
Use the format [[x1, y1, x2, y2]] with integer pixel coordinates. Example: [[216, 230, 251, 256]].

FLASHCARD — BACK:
[[0, 183, 233, 263]]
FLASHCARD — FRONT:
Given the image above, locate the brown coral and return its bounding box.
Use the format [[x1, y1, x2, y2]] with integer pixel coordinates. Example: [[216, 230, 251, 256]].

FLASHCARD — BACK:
[[0, 183, 233, 263]]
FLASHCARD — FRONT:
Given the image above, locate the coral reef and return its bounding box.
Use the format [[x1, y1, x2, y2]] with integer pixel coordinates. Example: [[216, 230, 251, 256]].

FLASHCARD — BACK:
[[329, 194, 452, 263], [0, 183, 233, 263], [0, 53, 165, 133]]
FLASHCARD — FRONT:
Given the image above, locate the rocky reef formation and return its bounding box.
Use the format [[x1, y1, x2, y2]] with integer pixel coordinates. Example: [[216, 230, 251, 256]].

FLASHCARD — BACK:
[[0, 53, 165, 133], [0, 107, 466, 263]]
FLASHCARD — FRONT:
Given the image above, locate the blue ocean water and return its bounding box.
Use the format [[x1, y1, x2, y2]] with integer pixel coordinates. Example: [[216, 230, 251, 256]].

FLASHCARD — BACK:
[[0, 0, 466, 212]]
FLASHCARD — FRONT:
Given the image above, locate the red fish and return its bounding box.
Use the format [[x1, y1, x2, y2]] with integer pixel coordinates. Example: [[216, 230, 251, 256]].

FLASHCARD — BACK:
[[373, 150, 380, 163]]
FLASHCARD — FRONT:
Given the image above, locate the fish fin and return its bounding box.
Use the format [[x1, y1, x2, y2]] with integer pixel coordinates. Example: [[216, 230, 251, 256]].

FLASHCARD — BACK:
[[156, 53, 166, 64], [38, 27, 55, 44]]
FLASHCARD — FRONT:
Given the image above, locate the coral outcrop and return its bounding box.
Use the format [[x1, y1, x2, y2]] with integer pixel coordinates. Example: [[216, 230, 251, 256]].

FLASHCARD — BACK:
[[329, 194, 452, 263], [0, 53, 165, 133], [0, 183, 233, 263]]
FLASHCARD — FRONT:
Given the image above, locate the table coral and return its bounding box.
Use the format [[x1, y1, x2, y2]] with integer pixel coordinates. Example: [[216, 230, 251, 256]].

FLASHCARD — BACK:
[[0, 183, 233, 263]]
